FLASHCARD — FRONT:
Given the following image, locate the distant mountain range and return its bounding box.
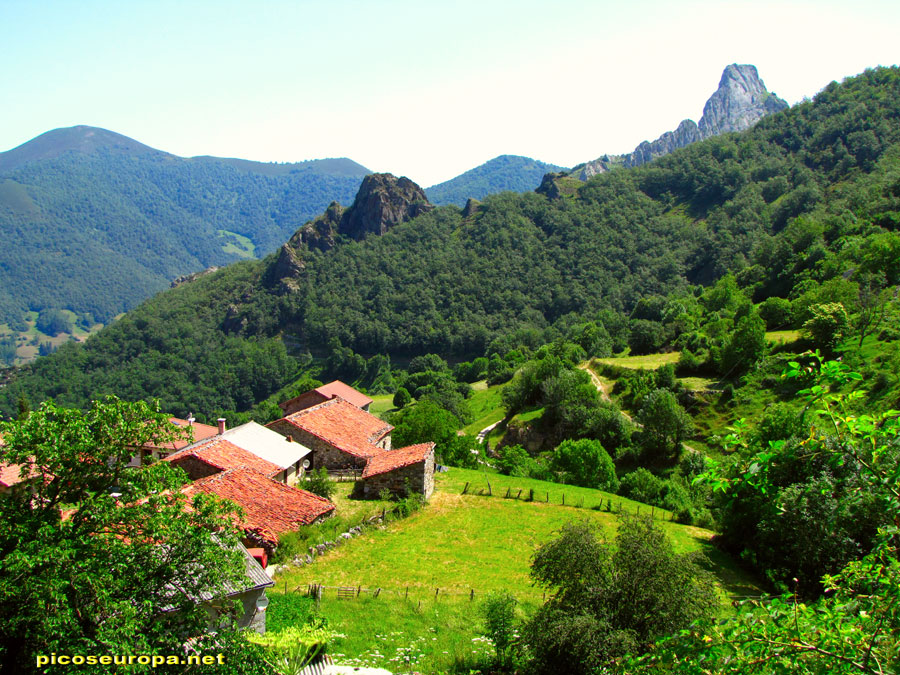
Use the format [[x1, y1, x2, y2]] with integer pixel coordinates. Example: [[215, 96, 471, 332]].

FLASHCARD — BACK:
[[0, 126, 371, 328], [426, 155, 566, 207]]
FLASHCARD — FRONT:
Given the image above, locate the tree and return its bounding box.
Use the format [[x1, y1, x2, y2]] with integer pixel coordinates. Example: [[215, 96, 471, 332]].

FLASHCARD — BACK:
[[392, 386, 411, 409], [635, 389, 693, 461], [628, 356, 900, 674], [524, 518, 716, 674], [717, 311, 766, 375], [0, 397, 263, 673], [301, 467, 335, 500], [550, 439, 619, 491], [802, 302, 850, 351]]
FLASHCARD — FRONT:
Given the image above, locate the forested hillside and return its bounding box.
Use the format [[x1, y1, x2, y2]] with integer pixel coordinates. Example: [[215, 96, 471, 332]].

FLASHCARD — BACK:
[[425, 154, 565, 206], [2, 67, 899, 421], [0, 126, 369, 329]]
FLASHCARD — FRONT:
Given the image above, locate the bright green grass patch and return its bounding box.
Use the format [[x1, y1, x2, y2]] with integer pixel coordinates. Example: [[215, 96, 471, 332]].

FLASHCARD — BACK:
[[679, 376, 720, 391], [217, 229, 256, 258], [765, 330, 801, 344], [270, 468, 762, 672], [368, 394, 396, 420], [595, 352, 680, 369], [462, 382, 507, 435]]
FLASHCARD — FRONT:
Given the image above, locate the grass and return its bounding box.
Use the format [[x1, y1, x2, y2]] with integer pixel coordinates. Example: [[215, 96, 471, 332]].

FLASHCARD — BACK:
[[765, 330, 801, 345], [368, 394, 396, 419], [679, 376, 720, 391], [217, 229, 256, 258], [462, 381, 508, 436], [595, 352, 680, 369], [269, 467, 763, 672]]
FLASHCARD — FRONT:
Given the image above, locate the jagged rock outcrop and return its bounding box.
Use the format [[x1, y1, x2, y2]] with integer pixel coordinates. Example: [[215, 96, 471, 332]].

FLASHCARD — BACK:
[[462, 198, 481, 218], [698, 64, 789, 137], [340, 173, 433, 239], [625, 119, 703, 168], [170, 267, 219, 288], [579, 64, 789, 174], [269, 173, 433, 287]]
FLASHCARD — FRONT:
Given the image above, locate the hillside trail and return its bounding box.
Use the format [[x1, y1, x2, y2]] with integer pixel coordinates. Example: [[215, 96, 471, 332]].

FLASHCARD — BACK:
[[578, 362, 700, 455], [476, 421, 501, 444]]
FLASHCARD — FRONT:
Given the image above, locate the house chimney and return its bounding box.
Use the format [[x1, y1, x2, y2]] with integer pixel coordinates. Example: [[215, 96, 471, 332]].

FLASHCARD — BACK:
[[217, 418, 226, 435]]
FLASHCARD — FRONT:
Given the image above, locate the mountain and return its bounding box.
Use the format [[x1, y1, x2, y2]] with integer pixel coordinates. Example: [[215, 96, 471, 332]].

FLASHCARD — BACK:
[[0, 126, 370, 330], [576, 64, 788, 179], [2, 66, 899, 419], [426, 155, 566, 206]]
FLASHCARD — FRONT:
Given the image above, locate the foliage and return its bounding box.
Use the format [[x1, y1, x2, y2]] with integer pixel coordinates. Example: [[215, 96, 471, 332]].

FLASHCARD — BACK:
[[550, 438, 619, 492], [494, 444, 548, 480], [480, 591, 518, 668], [392, 386, 411, 409], [248, 619, 343, 675], [301, 467, 336, 501], [629, 356, 900, 674], [0, 397, 254, 673], [635, 389, 693, 462], [425, 154, 565, 207], [524, 517, 717, 673], [802, 302, 850, 351]]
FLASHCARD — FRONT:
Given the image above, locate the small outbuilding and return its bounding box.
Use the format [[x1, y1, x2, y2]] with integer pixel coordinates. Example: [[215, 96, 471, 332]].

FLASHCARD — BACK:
[[361, 442, 435, 500]]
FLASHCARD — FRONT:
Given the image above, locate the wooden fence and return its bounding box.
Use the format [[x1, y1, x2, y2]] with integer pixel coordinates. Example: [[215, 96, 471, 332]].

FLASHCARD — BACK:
[[460, 481, 673, 521]]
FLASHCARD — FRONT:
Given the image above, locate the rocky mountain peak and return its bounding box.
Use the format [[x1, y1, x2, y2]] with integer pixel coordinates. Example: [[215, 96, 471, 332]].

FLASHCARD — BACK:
[[580, 64, 788, 174], [340, 173, 433, 240], [698, 64, 788, 138]]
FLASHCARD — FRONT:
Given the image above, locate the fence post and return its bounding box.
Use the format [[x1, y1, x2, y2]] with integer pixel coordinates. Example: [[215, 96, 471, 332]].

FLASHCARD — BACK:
[[529, 489, 534, 501], [487, 481, 492, 496], [505, 487, 511, 499], [462, 482, 469, 495], [470, 589, 475, 601], [651, 507, 655, 520], [435, 588, 439, 600], [357, 585, 361, 597], [405, 586, 409, 599], [562, 493, 565, 506], [546, 491, 549, 503], [516, 489, 522, 499]]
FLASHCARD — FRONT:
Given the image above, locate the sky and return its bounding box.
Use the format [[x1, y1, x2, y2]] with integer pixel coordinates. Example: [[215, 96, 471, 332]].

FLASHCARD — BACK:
[[2, 0, 899, 187]]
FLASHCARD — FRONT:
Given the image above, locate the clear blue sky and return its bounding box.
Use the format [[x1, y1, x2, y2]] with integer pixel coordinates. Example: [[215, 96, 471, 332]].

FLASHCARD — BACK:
[[3, 0, 899, 186]]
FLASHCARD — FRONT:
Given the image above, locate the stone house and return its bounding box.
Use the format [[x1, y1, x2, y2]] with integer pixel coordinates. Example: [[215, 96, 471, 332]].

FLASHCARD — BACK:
[[163, 421, 312, 486], [278, 380, 373, 415], [267, 397, 392, 471], [181, 466, 335, 554], [361, 442, 435, 499]]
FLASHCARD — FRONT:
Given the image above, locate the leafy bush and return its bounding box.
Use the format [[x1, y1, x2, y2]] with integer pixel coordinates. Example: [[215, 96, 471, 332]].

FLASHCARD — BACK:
[[300, 467, 335, 500], [550, 438, 619, 492]]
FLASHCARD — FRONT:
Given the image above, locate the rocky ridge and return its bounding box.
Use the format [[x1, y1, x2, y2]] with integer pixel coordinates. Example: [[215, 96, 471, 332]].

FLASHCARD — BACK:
[[271, 173, 433, 287], [576, 64, 788, 179]]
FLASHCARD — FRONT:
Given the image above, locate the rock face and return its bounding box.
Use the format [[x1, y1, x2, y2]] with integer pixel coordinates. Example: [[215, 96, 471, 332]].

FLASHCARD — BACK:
[[581, 64, 789, 173], [269, 173, 433, 286], [698, 64, 788, 138], [625, 119, 703, 168], [341, 173, 433, 239]]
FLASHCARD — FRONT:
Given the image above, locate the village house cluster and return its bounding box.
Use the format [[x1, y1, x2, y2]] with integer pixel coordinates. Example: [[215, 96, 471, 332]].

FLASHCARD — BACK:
[[0, 380, 436, 633]]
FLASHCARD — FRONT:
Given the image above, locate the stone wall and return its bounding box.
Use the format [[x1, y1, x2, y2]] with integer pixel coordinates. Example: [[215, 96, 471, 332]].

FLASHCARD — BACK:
[[267, 421, 367, 471], [362, 450, 435, 499], [169, 455, 221, 481]]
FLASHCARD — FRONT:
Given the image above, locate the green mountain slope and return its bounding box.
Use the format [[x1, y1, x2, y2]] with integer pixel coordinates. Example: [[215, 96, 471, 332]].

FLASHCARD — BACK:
[[2, 67, 899, 419], [0, 126, 369, 327], [425, 154, 566, 206]]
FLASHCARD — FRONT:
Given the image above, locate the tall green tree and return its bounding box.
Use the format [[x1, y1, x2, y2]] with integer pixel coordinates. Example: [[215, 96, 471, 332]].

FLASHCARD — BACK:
[[0, 397, 262, 673]]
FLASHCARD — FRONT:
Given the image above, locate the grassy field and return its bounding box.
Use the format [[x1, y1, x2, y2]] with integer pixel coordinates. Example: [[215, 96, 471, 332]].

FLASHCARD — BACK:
[[765, 330, 801, 345], [268, 468, 763, 672], [462, 381, 507, 436], [594, 352, 680, 369], [0, 310, 104, 365], [368, 394, 396, 419]]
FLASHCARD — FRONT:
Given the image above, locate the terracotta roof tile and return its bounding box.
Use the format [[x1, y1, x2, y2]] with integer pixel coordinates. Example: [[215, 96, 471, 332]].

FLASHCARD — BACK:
[[314, 381, 373, 409], [362, 443, 435, 479], [182, 466, 334, 543], [0, 461, 29, 488], [275, 398, 392, 458], [145, 418, 220, 452], [163, 438, 281, 478]]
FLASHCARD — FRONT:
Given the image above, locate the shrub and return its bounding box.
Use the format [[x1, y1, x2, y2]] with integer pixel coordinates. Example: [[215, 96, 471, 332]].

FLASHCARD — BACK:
[[550, 439, 619, 492], [301, 467, 335, 500]]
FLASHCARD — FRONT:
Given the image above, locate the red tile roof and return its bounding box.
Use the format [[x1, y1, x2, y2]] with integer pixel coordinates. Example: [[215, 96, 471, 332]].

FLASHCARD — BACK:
[[182, 466, 335, 544], [275, 398, 392, 459], [362, 443, 435, 479], [279, 380, 373, 412], [0, 461, 29, 488], [163, 438, 281, 478], [314, 381, 373, 409], [145, 418, 220, 452]]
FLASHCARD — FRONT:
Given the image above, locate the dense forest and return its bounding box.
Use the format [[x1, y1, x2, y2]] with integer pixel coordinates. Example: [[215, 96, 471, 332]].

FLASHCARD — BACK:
[[0, 128, 369, 327], [1, 67, 899, 424]]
